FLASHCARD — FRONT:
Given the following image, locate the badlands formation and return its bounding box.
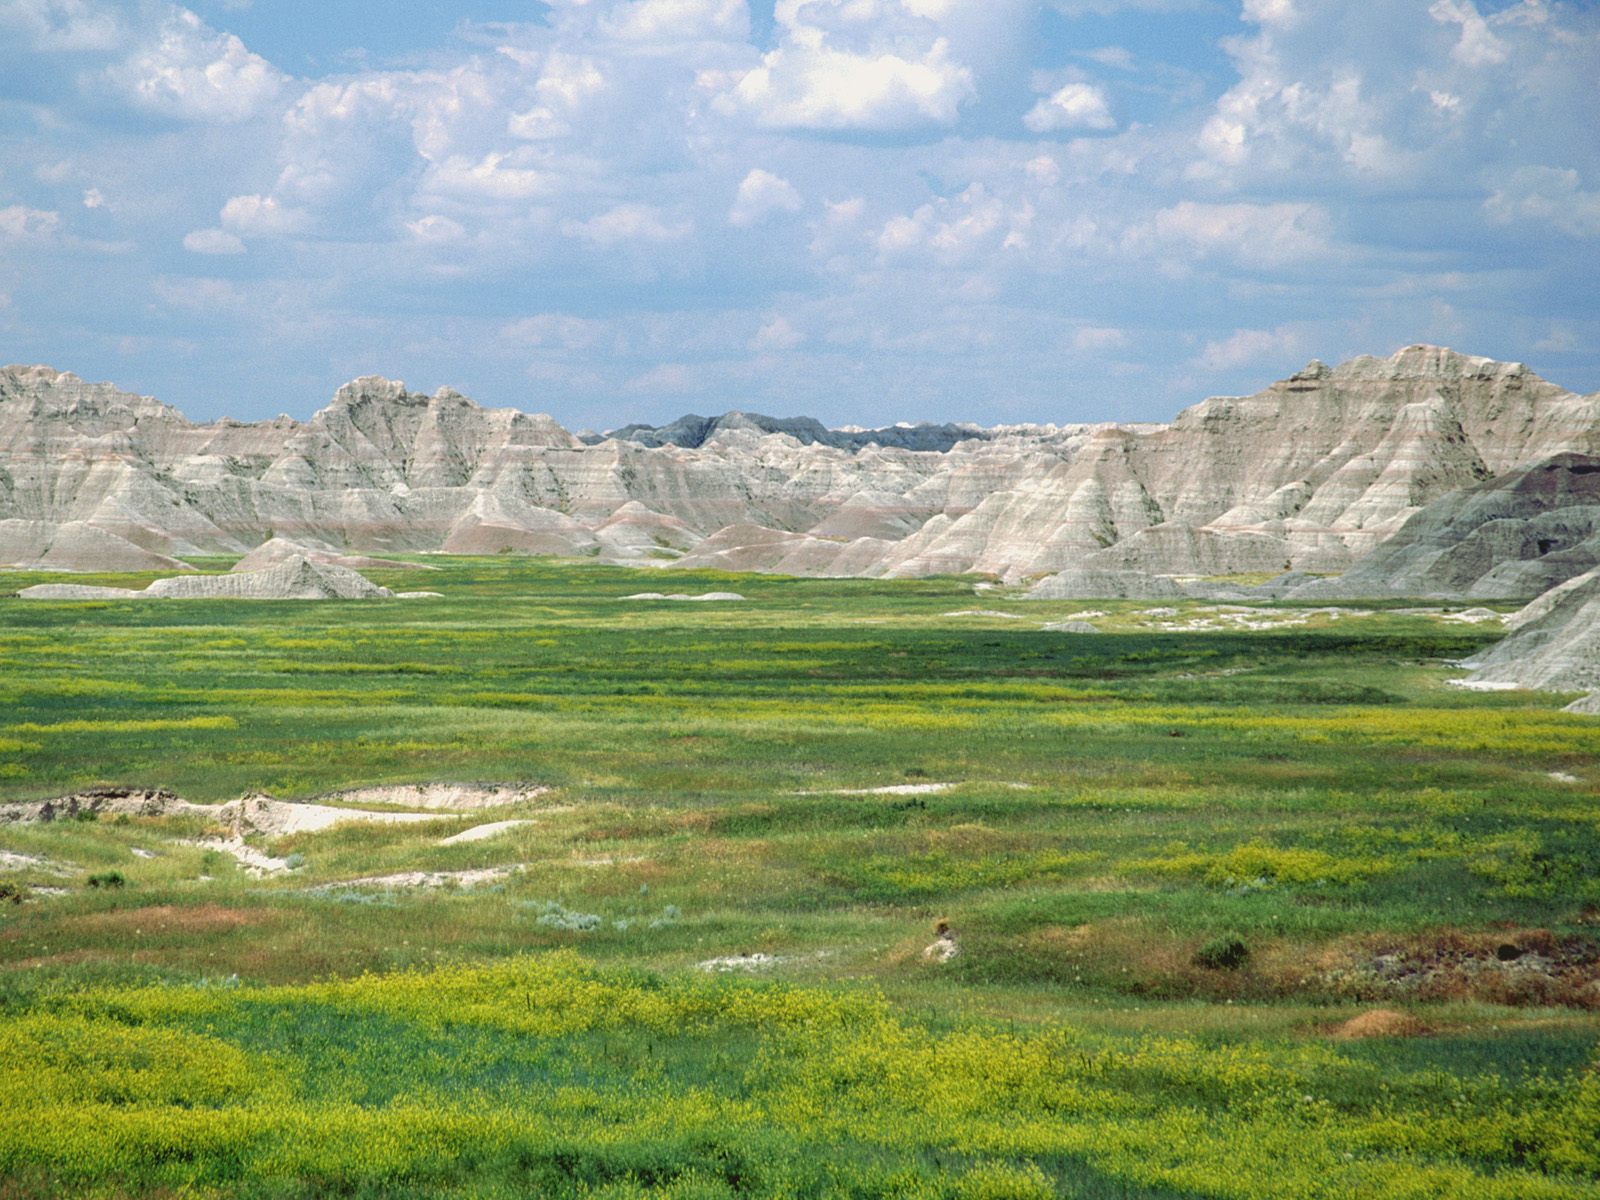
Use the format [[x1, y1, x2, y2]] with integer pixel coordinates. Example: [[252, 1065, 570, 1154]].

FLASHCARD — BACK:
[[6, 345, 1599, 599], [8, 342, 1600, 697]]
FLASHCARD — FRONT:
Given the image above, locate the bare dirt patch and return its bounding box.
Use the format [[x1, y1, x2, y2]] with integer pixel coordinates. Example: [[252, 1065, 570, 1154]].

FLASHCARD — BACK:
[[317, 782, 550, 810], [1328, 1008, 1433, 1039], [1321, 930, 1600, 1009], [440, 820, 537, 845]]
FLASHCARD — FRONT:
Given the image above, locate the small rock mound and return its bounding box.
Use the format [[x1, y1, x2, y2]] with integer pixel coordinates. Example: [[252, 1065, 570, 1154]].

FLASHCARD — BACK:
[[231, 536, 426, 574], [20, 556, 392, 601], [922, 921, 960, 964]]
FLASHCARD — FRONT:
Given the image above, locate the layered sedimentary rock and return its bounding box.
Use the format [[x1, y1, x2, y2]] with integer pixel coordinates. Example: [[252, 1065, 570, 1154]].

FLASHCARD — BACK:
[[4, 347, 1597, 594], [1462, 566, 1600, 708], [1290, 455, 1600, 601], [18, 556, 392, 600]]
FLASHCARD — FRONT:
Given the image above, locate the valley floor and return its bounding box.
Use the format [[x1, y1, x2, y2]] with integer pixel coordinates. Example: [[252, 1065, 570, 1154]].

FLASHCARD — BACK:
[[0, 559, 1596, 1198]]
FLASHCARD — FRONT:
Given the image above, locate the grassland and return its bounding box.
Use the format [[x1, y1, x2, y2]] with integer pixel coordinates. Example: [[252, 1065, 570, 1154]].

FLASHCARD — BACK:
[[0, 558, 1597, 1197]]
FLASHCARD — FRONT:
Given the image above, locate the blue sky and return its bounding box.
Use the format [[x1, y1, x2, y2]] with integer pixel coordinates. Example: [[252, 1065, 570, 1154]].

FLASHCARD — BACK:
[[2, 0, 1597, 428]]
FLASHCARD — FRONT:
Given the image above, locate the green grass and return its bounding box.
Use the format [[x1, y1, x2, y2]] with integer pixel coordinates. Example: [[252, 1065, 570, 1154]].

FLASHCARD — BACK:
[[0, 558, 1596, 1197]]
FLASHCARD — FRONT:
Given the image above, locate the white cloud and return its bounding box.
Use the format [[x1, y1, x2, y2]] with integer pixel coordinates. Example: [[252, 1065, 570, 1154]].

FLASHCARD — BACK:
[[1024, 82, 1114, 133], [625, 362, 696, 393], [0, 205, 61, 241], [109, 8, 285, 124], [710, 0, 1001, 132], [502, 313, 606, 350], [1140, 200, 1334, 269], [1485, 166, 1600, 239], [729, 169, 803, 227], [562, 204, 691, 245], [0, 0, 122, 51], [427, 152, 549, 202], [1195, 325, 1304, 372], [182, 227, 245, 254], [1072, 326, 1130, 353], [876, 184, 1028, 264], [1429, 0, 1508, 67], [751, 315, 804, 352], [722, 38, 971, 131], [601, 0, 749, 42], [508, 53, 605, 139], [406, 215, 467, 243], [81, 187, 104, 208], [220, 193, 308, 236]]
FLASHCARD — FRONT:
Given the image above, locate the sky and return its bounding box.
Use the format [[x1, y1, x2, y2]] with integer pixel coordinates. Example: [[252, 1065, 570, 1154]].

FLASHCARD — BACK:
[[2, 0, 1598, 429]]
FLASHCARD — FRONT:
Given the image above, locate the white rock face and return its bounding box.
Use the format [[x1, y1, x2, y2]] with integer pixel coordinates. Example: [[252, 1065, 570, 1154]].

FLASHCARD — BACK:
[[19, 556, 391, 600], [3, 347, 1597, 592], [1463, 566, 1600, 703]]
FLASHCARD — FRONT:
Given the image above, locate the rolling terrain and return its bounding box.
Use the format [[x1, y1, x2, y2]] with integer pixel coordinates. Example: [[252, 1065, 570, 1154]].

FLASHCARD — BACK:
[[0, 559, 1597, 1196]]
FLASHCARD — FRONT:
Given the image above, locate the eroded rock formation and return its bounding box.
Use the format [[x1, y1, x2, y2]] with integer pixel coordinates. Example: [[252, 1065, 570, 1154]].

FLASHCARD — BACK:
[[4, 347, 1597, 596]]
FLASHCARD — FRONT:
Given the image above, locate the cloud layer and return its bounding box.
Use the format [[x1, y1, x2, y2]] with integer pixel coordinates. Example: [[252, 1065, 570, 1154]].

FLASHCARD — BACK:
[[2, 0, 1597, 426]]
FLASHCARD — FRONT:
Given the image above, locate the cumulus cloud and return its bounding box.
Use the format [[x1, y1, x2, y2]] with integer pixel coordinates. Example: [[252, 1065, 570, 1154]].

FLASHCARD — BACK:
[[4, 0, 1600, 426], [502, 313, 606, 350], [729, 169, 803, 227], [182, 227, 245, 254], [1139, 201, 1335, 269], [1484, 166, 1600, 239], [405, 215, 467, 243], [625, 362, 696, 393], [1195, 325, 1305, 372], [219, 194, 308, 236], [601, 0, 749, 43], [0, 0, 122, 51], [562, 204, 691, 245], [705, 0, 1028, 132], [751, 315, 805, 352], [508, 53, 605, 140], [1023, 82, 1114, 133], [720, 38, 972, 131], [1073, 326, 1130, 353], [108, 7, 285, 123], [0, 205, 62, 241]]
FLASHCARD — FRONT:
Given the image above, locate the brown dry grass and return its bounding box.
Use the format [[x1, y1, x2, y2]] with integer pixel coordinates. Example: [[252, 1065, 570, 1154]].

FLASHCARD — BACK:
[[1328, 1008, 1433, 1039]]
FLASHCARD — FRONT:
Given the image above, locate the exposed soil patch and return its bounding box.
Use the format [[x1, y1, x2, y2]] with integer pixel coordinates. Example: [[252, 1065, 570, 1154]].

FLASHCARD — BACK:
[[1322, 930, 1600, 1009], [316, 783, 551, 810], [439, 820, 537, 845], [0, 787, 198, 824], [1328, 1008, 1433, 1039]]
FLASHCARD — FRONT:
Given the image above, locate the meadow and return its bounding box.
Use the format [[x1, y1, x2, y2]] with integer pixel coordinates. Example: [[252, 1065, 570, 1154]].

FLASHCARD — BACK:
[[0, 558, 1597, 1197]]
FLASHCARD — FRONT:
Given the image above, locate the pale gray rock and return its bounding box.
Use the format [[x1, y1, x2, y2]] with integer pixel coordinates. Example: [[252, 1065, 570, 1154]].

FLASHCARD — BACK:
[[4, 346, 1598, 595], [1462, 566, 1600, 696], [231, 536, 424, 573], [20, 555, 391, 600], [16, 583, 143, 599], [1026, 569, 1184, 600], [1291, 454, 1600, 601]]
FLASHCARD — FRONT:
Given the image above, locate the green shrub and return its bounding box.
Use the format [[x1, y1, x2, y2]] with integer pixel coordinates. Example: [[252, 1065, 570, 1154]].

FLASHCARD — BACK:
[[1194, 933, 1249, 970]]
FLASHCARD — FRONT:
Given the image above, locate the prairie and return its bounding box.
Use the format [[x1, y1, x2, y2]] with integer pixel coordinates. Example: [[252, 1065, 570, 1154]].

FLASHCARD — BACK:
[[0, 558, 1596, 1197]]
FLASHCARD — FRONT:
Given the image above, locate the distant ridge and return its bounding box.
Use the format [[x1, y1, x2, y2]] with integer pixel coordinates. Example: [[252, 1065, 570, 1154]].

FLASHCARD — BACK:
[[595, 411, 989, 453], [3, 346, 1598, 602]]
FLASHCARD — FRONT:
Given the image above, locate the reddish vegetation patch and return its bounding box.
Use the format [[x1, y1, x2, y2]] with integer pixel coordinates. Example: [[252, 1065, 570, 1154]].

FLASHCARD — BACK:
[[69, 904, 266, 937], [1324, 929, 1600, 1009], [1329, 1008, 1433, 1039]]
